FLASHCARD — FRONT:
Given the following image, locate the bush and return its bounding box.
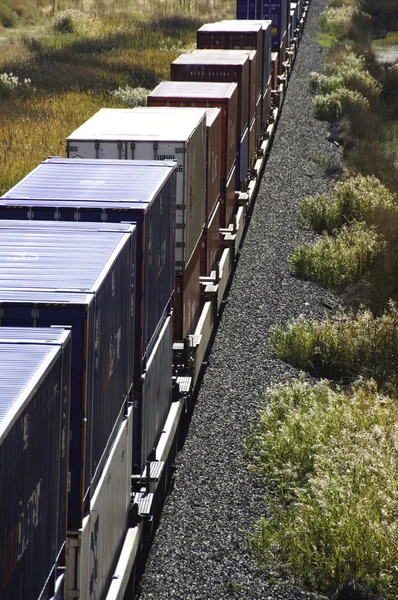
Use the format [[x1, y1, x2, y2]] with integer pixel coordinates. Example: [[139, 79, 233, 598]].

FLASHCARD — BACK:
[[52, 10, 86, 34], [271, 301, 398, 385], [247, 376, 398, 598], [299, 175, 397, 233], [312, 92, 342, 121], [109, 86, 150, 106], [289, 221, 385, 288], [0, 3, 16, 28], [0, 72, 32, 97]]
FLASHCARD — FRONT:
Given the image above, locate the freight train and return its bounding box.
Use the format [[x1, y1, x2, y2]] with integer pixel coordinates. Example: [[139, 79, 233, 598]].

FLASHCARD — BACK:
[[0, 1, 310, 598]]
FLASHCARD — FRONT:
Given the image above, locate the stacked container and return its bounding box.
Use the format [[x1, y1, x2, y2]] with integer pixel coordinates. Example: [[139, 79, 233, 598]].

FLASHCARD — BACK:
[[221, 19, 273, 132], [236, 0, 289, 73], [171, 52, 250, 192], [147, 80, 238, 227], [0, 160, 177, 475], [0, 327, 71, 600]]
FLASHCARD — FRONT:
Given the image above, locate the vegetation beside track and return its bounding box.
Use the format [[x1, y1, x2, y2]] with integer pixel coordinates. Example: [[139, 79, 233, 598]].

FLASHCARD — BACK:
[[246, 2, 398, 599]]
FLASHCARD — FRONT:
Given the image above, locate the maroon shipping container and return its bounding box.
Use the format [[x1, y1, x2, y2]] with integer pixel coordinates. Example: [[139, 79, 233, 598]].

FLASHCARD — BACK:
[[200, 201, 222, 276], [193, 49, 258, 124], [255, 93, 262, 148], [147, 81, 237, 190], [204, 107, 222, 219], [220, 164, 237, 227], [170, 53, 249, 139], [197, 22, 262, 104], [271, 51, 279, 89], [249, 113, 257, 171], [174, 240, 202, 340]]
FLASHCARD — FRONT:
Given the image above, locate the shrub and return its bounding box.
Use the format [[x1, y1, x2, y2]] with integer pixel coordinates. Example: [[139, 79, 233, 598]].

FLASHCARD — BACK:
[[271, 301, 398, 385], [299, 175, 397, 234], [247, 376, 398, 597], [109, 85, 150, 106], [52, 9, 86, 34], [323, 5, 357, 39], [0, 3, 16, 28], [289, 221, 385, 288], [0, 72, 32, 97], [312, 92, 342, 121]]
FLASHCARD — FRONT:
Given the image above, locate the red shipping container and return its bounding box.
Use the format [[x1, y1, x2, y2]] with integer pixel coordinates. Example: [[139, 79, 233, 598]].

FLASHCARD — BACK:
[[193, 49, 258, 124], [262, 75, 272, 129], [197, 22, 262, 104], [200, 201, 222, 276], [174, 240, 202, 340], [147, 81, 237, 192], [171, 53, 249, 139], [249, 113, 257, 171], [220, 164, 237, 227], [204, 107, 221, 219]]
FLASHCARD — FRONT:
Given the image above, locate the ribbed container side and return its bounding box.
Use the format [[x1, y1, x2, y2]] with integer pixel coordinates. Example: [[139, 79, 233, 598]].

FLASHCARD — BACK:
[[200, 201, 222, 276], [0, 158, 175, 368], [204, 107, 221, 219], [66, 107, 205, 273], [0, 343, 68, 600], [255, 93, 262, 148], [220, 19, 272, 93], [220, 164, 237, 228], [174, 241, 202, 342], [170, 53, 249, 140], [0, 227, 134, 528], [136, 316, 173, 473], [271, 51, 279, 88], [196, 23, 262, 108], [236, 126, 249, 191], [192, 48, 258, 125], [147, 81, 238, 189], [237, 0, 288, 50], [249, 114, 257, 171], [70, 406, 133, 600], [262, 75, 272, 128]]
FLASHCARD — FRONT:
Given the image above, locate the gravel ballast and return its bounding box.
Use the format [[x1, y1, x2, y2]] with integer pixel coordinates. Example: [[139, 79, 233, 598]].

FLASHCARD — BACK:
[[136, 1, 341, 598]]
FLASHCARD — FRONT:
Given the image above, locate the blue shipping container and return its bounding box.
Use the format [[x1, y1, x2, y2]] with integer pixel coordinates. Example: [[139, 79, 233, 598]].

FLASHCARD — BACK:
[[0, 339, 70, 600], [1, 158, 177, 367], [0, 227, 135, 528]]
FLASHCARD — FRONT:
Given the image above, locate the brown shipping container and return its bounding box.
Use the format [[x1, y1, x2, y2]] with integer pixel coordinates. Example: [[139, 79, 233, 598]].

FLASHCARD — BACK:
[[147, 81, 237, 189], [174, 240, 202, 340], [197, 22, 262, 103], [193, 49, 258, 124], [271, 52, 279, 90], [204, 107, 222, 219], [220, 164, 236, 228], [255, 94, 262, 150], [249, 114, 256, 172], [170, 53, 249, 138], [200, 201, 222, 276], [220, 20, 272, 95]]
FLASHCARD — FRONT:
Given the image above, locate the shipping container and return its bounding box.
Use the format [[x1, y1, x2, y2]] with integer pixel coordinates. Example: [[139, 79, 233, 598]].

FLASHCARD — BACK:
[[237, 0, 289, 52], [138, 316, 173, 472], [204, 107, 221, 218], [192, 48, 258, 124], [249, 114, 257, 171], [0, 338, 70, 600], [220, 164, 237, 227], [196, 22, 262, 103], [220, 19, 272, 93], [262, 75, 272, 129], [271, 51, 279, 89], [237, 125, 249, 191], [66, 406, 133, 600], [66, 108, 205, 271], [1, 158, 175, 366], [174, 241, 202, 341], [200, 200, 222, 276], [147, 81, 237, 190], [0, 225, 134, 528], [170, 53, 249, 139]]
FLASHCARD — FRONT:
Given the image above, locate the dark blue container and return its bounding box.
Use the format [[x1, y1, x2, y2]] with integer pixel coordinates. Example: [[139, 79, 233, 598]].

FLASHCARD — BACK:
[[0, 226, 135, 528], [1, 157, 177, 368], [236, 126, 249, 191], [237, 0, 288, 49], [0, 338, 70, 600], [136, 315, 173, 473]]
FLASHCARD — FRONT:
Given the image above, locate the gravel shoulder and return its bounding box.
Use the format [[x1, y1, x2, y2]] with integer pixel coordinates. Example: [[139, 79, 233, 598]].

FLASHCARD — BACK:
[[136, 1, 341, 598]]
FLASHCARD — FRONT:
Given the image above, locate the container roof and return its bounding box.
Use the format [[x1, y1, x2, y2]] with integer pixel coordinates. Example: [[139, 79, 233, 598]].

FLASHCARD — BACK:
[[0, 229, 130, 292], [0, 343, 61, 441], [0, 326, 70, 345], [67, 107, 205, 141], [3, 158, 174, 205], [0, 220, 136, 234], [172, 52, 249, 65], [149, 80, 238, 99], [198, 22, 262, 32]]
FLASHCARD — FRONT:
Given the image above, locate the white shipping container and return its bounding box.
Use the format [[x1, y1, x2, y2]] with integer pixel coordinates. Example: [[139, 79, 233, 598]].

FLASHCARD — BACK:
[[66, 406, 133, 600], [66, 107, 207, 271]]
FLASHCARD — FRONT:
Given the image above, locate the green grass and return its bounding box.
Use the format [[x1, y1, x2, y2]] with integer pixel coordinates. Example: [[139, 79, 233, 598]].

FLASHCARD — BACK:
[[315, 30, 337, 48], [246, 376, 398, 598], [384, 120, 398, 152], [372, 30, 398, 47]]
